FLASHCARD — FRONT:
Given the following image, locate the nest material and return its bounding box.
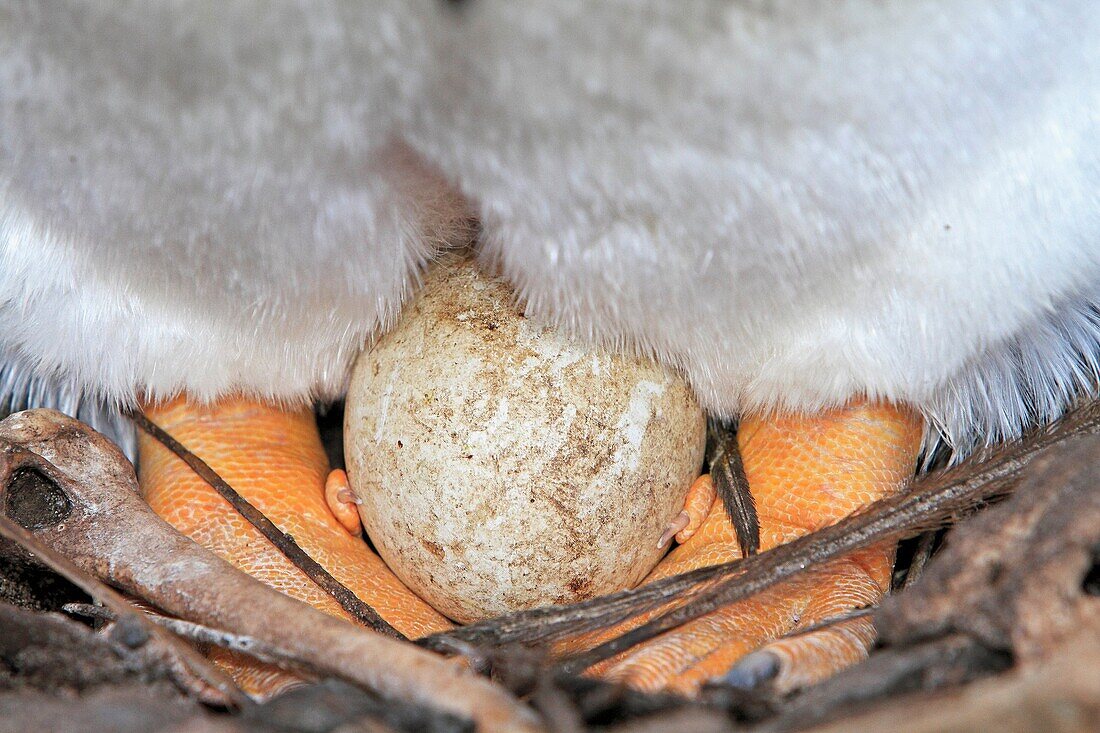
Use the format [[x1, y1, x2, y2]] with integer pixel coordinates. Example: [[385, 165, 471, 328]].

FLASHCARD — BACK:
[[0, 405, 1098, 732]]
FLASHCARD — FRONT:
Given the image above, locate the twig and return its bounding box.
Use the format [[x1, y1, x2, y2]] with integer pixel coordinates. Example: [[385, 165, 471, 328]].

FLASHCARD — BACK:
[[791, 630, 1100, 733], [0, 512, 248, 708], [775, 606, 875, 641], [128, 408, 403, 640], [64, 602, 315, 677]]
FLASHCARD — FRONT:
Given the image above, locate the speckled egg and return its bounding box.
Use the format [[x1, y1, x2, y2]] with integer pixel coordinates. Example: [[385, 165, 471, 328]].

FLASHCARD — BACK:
[[345, 258, 705, 623]]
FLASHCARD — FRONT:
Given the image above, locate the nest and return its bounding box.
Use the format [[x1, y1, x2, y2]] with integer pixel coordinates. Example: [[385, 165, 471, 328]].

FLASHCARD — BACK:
[[0, 403, 1098, 733]]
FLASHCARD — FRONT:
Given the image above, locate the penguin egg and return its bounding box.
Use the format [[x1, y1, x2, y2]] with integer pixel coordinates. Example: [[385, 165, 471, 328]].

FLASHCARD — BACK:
[[345, 259, 705, 623]]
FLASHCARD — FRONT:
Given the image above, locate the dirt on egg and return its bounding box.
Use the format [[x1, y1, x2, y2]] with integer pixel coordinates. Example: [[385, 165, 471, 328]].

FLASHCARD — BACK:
[[345, 258, 705, 623]]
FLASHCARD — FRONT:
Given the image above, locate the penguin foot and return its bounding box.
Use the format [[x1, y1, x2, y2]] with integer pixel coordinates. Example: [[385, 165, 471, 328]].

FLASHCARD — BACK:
[[586, 400, 923, 695], [137, 396, 452, 697]]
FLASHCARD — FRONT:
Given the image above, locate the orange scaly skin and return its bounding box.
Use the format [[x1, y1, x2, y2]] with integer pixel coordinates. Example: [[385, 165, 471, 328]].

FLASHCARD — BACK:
[[585, 400, 923, 694], [137, 396, 452, 695]]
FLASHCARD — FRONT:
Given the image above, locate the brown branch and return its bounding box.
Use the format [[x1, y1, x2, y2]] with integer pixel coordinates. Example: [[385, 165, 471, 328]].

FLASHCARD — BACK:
[[775, 606, 875, 641], [779, 631, 1100, 733], [128, 408, 404, 640], [0, 511, 248, 709], [64, 602, 319, 680]]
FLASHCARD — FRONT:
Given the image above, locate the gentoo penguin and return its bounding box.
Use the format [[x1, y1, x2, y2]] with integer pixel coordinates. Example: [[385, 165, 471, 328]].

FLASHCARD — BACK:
[[2, 0, 1097, 696]]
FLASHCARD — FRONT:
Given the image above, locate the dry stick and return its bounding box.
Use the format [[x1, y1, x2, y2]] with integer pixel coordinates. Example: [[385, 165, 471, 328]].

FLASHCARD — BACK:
[[421, 557, 732, 651], [773, 606, 876, 642], [64, 602, 317, 677], [129, 409, 404, 641], [77, 609, 467, 733], [0, 513, 248, 709]]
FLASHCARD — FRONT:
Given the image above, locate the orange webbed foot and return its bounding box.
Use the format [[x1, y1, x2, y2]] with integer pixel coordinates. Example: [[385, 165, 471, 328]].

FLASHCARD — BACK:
[[587, 400, 923, 695], [137, 396, 453, 698]]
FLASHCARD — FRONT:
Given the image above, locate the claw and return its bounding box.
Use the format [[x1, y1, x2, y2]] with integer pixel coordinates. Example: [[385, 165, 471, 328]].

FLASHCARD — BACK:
[[721, 650, 780, 689], [658, 511, 690, 549], [337, 488, 362, 505], [325, 468, 363, 535]]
